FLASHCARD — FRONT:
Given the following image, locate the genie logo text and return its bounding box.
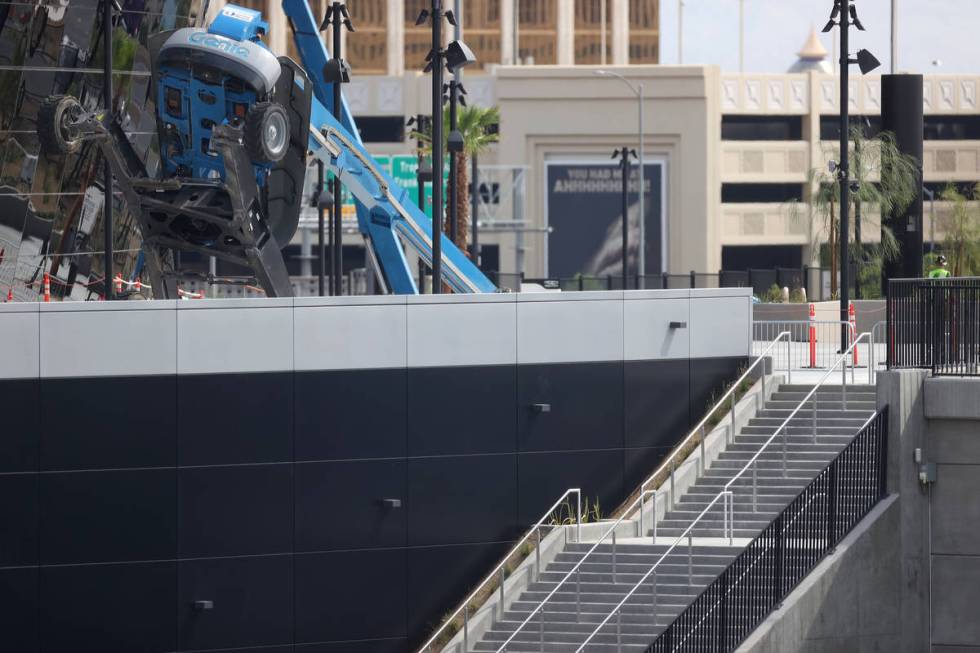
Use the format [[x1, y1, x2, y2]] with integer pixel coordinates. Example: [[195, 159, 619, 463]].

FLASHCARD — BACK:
[[189, 32, 250, 59]]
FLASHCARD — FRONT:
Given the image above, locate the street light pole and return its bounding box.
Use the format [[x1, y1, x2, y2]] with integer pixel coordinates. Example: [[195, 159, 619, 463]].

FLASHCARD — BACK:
[[430, 1, 444, 292], [596, 70, 645, 284], [838, 0, 851, 350], [614, 147, 637, 289], [324, 1, 353, 295], [102, 0, 114, 300]]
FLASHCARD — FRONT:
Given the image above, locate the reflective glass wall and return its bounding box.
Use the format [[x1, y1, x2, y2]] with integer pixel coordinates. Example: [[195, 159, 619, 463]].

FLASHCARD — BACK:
[[0, 0, 195, 301]]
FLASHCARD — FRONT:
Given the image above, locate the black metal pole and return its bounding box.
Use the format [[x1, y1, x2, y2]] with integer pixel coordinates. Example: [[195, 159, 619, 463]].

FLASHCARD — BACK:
[[839, 0, 851, 350], [417, 154, 427, 292], [102, 0, 114, 300], [430, 0, 444, 293], [331, 2, 343, 295], [621, 146, 629, 290], [448, 80, 458, 247], [855, 139, 862, 300], [316, 160, 325, 296], [470, 152, 479, 264]]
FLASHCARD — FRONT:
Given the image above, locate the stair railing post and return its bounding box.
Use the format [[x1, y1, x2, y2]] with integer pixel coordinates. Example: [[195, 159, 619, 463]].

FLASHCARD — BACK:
[[651, 570, 658, 623], [760, 370, 766, 412], [576, 567, 581, 621], [842, 355, 848, 411], [774, 514, 784, 605], [687, 532, 693, 587], [728, 491, 735, 544], [498, 568, 505, 623], [699, 424, 706, 477], [535, 527, 541, 582], [723, 491, 729, 543], [782, 423, 788, 478], [539, 601, 544, 647], [718, 569, 729, 651], [812, 395, 818, 444], [639, 490, 645, 537], [752, 460, 758, 513], [787, 335, 792, 383], [576, 489, 582, 543], [612, 530, 617, 584], [827, 459, 839, 549], [730, 393, 736, 444], [670, 459, 676, 510], [616, 608, 622, 648], [652, 492, 658, 543]]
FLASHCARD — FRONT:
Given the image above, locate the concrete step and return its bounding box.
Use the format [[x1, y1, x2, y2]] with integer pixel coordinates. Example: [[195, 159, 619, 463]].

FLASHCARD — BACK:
[[715, 449, 838, 462], [740, 425, 862, 436], [764, 399, 876, 410]]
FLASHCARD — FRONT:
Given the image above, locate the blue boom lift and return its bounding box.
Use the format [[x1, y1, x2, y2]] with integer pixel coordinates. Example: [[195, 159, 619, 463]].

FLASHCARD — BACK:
[[36, 1, 496, 297]]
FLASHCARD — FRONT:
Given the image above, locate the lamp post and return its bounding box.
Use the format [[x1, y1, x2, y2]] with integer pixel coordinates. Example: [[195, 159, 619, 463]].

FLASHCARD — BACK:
[[613, 147, 637, 290], [415, 3, 475, 292], [596, 70, 645, 285], [823, 0, 879, 350], [102, 0, 115, 299], [323, 1, 353, 295]]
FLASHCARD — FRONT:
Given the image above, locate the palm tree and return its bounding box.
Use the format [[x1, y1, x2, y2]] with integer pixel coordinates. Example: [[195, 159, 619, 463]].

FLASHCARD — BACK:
[[938, 182, 980, 277], [791, 126, 919, 298], [412, 104, 499, 250]]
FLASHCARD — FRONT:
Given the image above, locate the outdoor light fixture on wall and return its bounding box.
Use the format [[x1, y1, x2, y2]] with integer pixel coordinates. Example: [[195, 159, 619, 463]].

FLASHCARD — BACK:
[[415, 1, 477, 292], [822, 0, 880, 350]]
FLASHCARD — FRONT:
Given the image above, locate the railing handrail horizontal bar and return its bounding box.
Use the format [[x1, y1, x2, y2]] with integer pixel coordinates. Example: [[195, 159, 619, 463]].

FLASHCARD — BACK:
[[417, 487, 581, 652], [638, 331, 792, 494], [725, 333, 872, 491]]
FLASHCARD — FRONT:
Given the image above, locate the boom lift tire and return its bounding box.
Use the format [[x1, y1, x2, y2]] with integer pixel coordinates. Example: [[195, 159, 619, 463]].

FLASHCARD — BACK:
[[38, 95, 82, 155], [244, 102, 290, 164]]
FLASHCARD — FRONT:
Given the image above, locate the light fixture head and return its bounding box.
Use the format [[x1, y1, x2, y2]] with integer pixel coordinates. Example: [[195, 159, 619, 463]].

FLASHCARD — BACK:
[[323, 58, 351, 84], [444, 9, 457, 26], [445, 40, 477, 72], [849, 6, 865, 31], [821, 18, 836, 33], [447, 130, 464, 153], [830, 0, 841, 19], [856, 48, 880, 74], [415, 9, 429, 26]]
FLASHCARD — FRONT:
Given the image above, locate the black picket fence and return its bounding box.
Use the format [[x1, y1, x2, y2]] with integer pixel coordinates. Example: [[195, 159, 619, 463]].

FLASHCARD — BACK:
[[486, 267, 842, 298], [888, 277, 980, 376], [646, 408, 889, 653]]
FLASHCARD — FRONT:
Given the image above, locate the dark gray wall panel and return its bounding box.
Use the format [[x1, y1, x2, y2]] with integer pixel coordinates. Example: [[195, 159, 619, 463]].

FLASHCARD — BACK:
[[0, 473, 38, 566], [295, 368, 406, 461], [517, 449, 624, 524], [178, 555, 293, 651], [40, 561, 176, 653], [0, 379, 39, 472], [297, 639, 406, 653], [625, 446, 670, 494], [295, 549, 406, 643], [625, 359, 691, 450], [407, 454, 518, 546], [178, 464, 292, 557], [690, 356, 746, 423], [0, 567, 37, 652], [517, 362, 624, 452], [295, 459, 406, 551], [407, 365, 517, 456], [406, 542, 511, 645], [40, 376, 176, 471], [39, 469, 176, 564], [178, 372, 293, 465]]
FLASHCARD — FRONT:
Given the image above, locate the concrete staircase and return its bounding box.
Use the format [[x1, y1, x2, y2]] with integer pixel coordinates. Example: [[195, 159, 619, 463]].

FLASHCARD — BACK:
[[467, 383, 876, 653]]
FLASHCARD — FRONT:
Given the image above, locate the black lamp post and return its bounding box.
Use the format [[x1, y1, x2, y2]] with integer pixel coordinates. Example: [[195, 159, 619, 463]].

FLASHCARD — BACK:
[[415, 3, 475, 292], [102, 0, 117, 299], [322, 1, 354, 295], [613, 147, 637, 290], [823, 0, 879, 350]]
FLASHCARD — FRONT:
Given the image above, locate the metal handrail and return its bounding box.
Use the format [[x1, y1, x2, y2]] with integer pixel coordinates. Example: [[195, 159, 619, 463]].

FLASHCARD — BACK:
[[416, 488, 582, 653], [494, 331, 793, 653], [570, 491, 734, 653], [638, 331, 793, 498], [724, 332, 873, 493], [574, 333, 875, 651]]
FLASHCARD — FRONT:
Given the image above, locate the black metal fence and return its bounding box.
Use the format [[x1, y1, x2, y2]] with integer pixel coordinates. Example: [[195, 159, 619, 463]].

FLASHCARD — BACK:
[[888, 278, 980, 376], [487, 267, 838, 299], [646, 408, 889, 653]]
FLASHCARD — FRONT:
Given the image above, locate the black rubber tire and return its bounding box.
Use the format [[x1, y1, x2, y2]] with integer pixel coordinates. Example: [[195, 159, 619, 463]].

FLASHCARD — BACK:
[[244, 102, 290, 164], [37, 95, 82, 155]]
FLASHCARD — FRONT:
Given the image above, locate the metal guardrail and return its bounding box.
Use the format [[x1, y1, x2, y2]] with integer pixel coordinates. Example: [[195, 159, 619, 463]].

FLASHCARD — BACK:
[[574, 333, 875, 651], [416, 489, 582, 653], [752, 320, 857, 371], [645, 408, 888, 652], [888, 277, 980, 377], [490, 332, 794, 653]]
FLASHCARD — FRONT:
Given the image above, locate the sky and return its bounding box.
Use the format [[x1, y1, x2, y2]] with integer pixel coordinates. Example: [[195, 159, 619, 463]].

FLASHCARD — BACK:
[[658, 0, 980, 74]]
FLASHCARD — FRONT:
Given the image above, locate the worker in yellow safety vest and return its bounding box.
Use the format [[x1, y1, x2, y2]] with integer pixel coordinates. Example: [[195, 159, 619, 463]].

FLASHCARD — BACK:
[[928, 255, 951, 279]]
